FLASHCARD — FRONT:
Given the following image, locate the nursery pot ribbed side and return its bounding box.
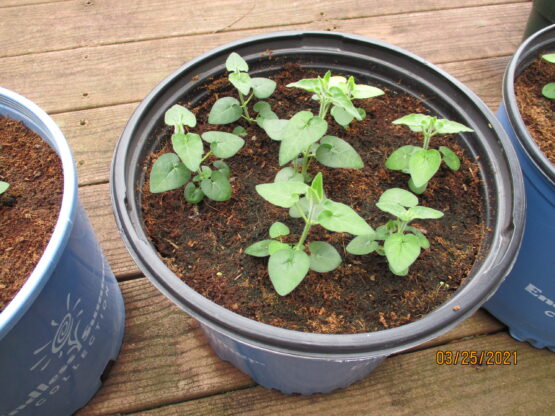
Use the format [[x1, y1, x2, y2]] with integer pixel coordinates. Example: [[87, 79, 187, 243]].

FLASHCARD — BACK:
[[111, 31, 525, 394], [0, 88, 125, 415], [524, 0, 555, 39], [484, 25, 555, 352]]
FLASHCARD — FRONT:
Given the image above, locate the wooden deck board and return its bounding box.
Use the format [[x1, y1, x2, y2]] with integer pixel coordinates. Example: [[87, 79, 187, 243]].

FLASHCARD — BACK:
[[128, 333, 555, 416], [0, 0, 528, 58], [3, 1, 553, 415], [0, 3, 527, 114]]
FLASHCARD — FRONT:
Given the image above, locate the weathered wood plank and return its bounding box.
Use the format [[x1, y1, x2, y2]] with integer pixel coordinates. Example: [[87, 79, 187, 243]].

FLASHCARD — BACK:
[[0, 0, 528, 58], [78, 183, 141, 277], [0, 0, 70, 8], [129, 333, 555, 416], [77, 277, 507, 415], [54, 55, 509, 188], [0, 3, 528, 114]]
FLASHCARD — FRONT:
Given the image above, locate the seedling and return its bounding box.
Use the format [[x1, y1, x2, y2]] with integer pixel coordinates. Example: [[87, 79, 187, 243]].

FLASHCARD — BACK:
[[287, 71, 384, 127], [541, 54, 555, 99], [150, 104, 244, 203], [386, 114, 473, 194], [245, 172, 373, 295], [208, 52, 276, 124], [347, 188, 443, 276], [0, 181, 8, 195]]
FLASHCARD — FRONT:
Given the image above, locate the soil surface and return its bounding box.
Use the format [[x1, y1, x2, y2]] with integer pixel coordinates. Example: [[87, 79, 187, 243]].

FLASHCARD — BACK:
[[0, 117, 63, 312], [141, 65, 485, 334], [514, 54, 555, 164]]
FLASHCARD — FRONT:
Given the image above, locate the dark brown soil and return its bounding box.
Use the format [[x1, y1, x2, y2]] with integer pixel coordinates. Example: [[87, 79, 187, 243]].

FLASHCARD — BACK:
[[0, 117, 63, 312], [514, 54, 555, 164], [141, 65, 485, 334]]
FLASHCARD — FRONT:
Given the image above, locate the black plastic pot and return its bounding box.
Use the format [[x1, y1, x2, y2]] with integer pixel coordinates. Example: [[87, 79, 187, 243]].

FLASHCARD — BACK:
[[111, 31, 525, 394], [484, 24, 555, 351], [524, 0, 555, 39]]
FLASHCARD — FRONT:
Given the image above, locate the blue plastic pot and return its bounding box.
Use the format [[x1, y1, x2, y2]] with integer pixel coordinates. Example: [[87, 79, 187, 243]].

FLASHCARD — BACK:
[[111, 31, 524, 394], [484, 25, 555, 352], [0, 88, 125, 415]]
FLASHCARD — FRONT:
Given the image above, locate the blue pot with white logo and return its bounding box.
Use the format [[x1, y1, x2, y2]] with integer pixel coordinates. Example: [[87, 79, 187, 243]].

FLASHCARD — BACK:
[[484, 25, 555, 352], [0, 88, 125, 415]]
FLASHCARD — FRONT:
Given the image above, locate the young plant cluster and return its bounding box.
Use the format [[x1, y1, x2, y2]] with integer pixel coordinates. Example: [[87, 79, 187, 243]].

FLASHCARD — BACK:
[[150, 52, 474, 296], [541, 54, 555, 99]]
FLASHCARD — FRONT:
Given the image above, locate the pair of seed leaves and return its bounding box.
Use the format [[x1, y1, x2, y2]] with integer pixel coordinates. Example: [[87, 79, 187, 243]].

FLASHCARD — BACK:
[[149, 105, 244, 202], [245, 173, 373, 296], [287, 71, 384, 127], [256, 108, 363, 171], [346, 188, 443, 275], [541, 54, 555, 99], [208, 53, 276, 125], [386, 114, 472, 193]]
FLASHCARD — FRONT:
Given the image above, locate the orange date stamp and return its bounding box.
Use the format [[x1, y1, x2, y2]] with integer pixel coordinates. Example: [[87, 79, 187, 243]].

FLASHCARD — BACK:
[[435, 350, 518, 366]]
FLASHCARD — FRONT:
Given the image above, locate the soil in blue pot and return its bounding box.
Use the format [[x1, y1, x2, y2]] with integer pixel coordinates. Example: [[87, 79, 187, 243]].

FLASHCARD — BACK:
[[0, 116, 63, 311]]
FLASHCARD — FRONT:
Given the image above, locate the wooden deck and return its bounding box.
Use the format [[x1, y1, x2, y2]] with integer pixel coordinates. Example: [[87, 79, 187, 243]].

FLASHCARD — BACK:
[[2, 0, 554, 414]]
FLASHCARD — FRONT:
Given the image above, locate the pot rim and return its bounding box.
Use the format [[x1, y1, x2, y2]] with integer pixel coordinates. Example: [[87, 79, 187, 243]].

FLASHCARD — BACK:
[[111, 30, 525, 357], [0, 87, 77, 338], [503, 23, 555, 185]]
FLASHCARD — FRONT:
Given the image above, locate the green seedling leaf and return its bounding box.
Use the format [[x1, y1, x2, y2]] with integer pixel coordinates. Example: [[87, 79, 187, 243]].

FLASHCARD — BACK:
[[184, 182, 205, 203], [316, 136, 363, 169], [329, 86, 361, 120], [542, 83, 555, 99], [406, 206, 444, 220], [251, 77, 276, 99], [329, 75, 348, 92], [308, 241, 341, 273], [268, 240, 291, 255], [351, 84, 384, 100], [0, 181, 9, 195], [385, 145, 419, 172], [543, 54, 555, 63], [245, 239, 272, 257], [201, 171, 232, 201], [150, 153, 190, 193], [229, 72, 252, 96], [172, 133, 204, 172], [226, 52, 248, 72], [375, 202, 409, 220], [409, 148, 441, 188], [165, 104, 196, 129], [392, 114, 432, 132], [212, 160, 231, 178], [378, 188, 418, 207], [255, 181, 309, 208], [208, 97, 242, 124], [435, 119, 474, 134], [253, 101, 277, 118], [261, 119, 288, 141], [201, 131, 245, 158], [279, 112, 328, 166], [406, 226, 430, 249], [384, 233, 421, 275], [274, 167, 304, 183], [318, 200, 373, 235], [269, 221, 290, 238], [346, 234, 379, 255], [286, 78, 320, 92], [439, 146, 460, 171], [330, 105, 355, 126], [268, 247, 310, 296], [309, 172, 324, 203], [232, 126, 247, 137]]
